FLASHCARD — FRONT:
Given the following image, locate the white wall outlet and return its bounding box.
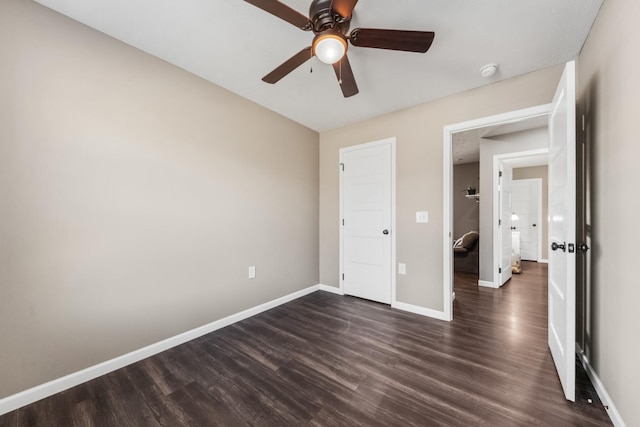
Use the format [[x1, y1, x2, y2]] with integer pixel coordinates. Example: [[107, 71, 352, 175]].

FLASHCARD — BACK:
[[248, 266, 256, 279], [398, 263, 406, 275], [416, 211, 429, 223]]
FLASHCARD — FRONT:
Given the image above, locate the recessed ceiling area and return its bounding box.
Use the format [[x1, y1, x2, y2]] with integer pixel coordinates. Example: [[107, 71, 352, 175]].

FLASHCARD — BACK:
[[34, 0, 602, 132]]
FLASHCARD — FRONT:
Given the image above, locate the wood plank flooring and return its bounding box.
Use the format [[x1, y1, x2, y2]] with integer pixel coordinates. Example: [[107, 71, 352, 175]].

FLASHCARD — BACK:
[[0, 262, 611, 426]]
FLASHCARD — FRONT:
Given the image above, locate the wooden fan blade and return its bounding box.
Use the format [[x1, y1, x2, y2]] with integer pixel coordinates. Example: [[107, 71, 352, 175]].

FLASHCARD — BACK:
[[349, 29, 435, 53], [332, 54, 359, 98], [262, 47, 313, 84], [244, 0, 311, 30], [331, 0, 359, 19]]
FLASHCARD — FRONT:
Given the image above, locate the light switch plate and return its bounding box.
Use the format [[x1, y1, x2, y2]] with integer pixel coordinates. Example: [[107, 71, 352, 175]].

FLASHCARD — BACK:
[[398, 263, 406, 275], [248, 266, 256, 279], [416, 211, 429, 223]]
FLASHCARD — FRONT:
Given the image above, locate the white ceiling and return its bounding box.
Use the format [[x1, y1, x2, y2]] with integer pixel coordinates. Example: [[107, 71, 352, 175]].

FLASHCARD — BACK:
[[34, 0, 602, 132]]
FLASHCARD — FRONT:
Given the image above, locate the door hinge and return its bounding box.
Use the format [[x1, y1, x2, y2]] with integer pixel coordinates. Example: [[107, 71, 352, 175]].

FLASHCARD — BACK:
[[342, 218, 344, 226], [342, 273, 344, 280], [499, 267, 502, 274], [340, 163, 344, 171], [499, 171, 503, 177], [499, 219, 502, 226]]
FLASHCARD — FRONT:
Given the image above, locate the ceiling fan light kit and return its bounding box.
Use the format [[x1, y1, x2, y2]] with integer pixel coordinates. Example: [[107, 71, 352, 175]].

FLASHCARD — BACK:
[[313, 30, 348, 64], [244, 0, 435, 97]]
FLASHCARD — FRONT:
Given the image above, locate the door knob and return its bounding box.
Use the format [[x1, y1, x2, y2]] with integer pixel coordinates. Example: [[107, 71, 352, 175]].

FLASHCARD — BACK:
[[551, 242, 566, 252], [382, 229, 389, 235]]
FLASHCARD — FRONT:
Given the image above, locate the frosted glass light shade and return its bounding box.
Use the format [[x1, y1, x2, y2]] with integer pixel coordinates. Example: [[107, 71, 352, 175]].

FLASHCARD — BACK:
[[313, 32, 347, 64]]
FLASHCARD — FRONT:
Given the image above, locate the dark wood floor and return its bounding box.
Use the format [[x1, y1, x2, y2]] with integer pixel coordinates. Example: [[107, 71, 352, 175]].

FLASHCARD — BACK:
[[0, 262, 611, 426]]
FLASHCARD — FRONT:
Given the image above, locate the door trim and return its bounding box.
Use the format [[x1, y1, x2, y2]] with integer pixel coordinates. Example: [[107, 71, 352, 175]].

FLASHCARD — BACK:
[[443, 104, 552, 320], [339, 137, 396, 304]]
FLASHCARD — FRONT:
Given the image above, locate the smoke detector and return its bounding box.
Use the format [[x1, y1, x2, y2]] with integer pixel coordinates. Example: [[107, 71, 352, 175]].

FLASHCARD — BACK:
[[480, 63, 499, 78]]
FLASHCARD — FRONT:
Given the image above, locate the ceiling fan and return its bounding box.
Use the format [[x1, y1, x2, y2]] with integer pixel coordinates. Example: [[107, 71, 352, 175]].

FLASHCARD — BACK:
[[244, 0, 435, 97]]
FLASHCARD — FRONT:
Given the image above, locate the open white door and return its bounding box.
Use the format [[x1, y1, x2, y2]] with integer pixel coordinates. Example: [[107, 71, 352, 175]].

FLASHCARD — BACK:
[[548, 61, 576, 401], [340, 140, 394, 304], [499, 163, 513, 285], [512, 179, 542, 261]]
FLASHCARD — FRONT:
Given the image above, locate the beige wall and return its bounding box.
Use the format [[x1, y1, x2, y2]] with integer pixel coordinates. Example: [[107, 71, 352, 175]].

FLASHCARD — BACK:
[[453, 163, 479, 239], [0, 0, 319, 399], [578, 0, 640, 424], [320, 65, 564, 310], [513, 166, 549, 260]]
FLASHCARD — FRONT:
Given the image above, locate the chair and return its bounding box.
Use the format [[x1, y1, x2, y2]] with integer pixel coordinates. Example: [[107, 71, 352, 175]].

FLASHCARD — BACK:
[[453, 231, 479, 274]]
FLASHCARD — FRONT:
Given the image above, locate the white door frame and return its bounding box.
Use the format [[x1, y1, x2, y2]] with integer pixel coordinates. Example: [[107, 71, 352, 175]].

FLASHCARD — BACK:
[[443, 104, 552, 320], [492, 150, 548, 287], [512, 178, 544, 262], [339, 137, 397, 303]]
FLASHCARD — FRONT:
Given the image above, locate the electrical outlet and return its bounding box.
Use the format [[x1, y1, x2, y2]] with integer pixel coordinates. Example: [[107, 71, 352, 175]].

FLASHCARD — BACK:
[[248, 266, 256, 279], [398, 263, 406, 275]]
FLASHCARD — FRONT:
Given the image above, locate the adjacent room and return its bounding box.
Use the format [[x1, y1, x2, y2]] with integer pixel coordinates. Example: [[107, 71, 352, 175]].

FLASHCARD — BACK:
[[1, 0, 638, 425]]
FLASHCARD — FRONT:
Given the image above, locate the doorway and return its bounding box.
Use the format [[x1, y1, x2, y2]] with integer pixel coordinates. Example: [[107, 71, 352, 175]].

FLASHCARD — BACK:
[[511, 178, 544, 262], [339, 138, 396, 304], [443, 104, 552, 319], [493, 150, 549, 288]]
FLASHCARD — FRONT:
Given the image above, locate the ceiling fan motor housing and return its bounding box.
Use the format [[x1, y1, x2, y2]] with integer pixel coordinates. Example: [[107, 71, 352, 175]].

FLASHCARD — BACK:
[[309, 0, 351, 34]]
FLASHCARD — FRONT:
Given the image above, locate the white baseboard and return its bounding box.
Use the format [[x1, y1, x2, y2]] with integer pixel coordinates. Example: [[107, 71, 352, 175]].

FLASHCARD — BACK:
[[392, 301, 449, 321], [576, 345, 626, 427], [0, 284, 322, 416], [538, 259, 549, 264], [478, 280, 499, 288], [318, 284, 344, 295]]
